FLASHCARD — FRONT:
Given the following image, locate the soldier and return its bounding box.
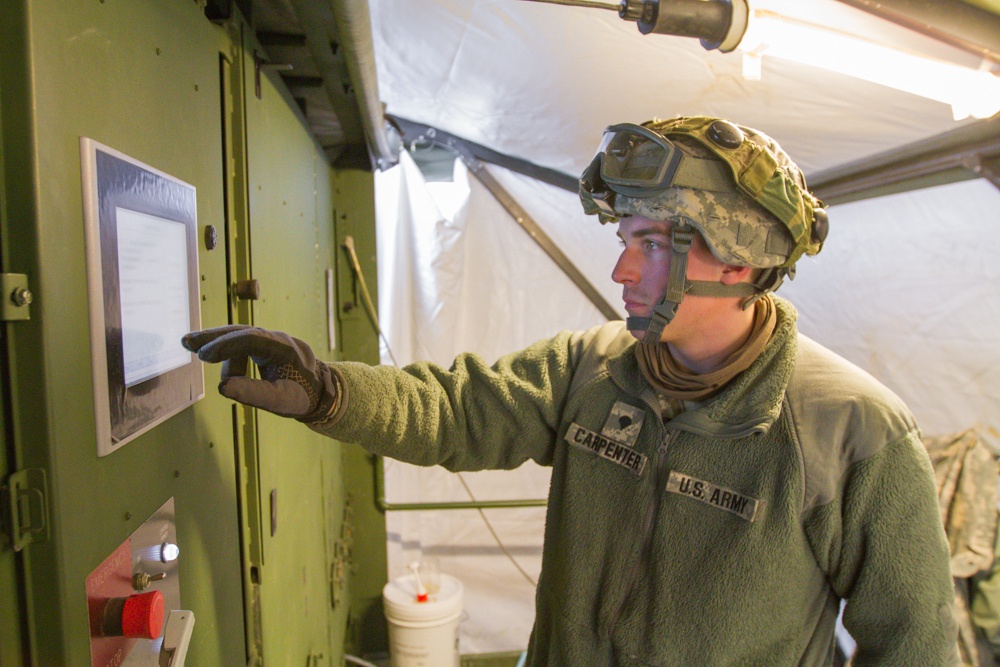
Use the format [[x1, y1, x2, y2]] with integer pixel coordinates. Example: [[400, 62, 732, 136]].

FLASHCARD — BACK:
[[183, 117, 958, 665]]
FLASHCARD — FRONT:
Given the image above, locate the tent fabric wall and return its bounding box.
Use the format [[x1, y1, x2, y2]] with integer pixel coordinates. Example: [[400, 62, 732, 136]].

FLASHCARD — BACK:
[[374, 151, 622, 652], [782, 178, 1000, 443], [375, 151, 1000, 653], [375, 150, 621, 366]]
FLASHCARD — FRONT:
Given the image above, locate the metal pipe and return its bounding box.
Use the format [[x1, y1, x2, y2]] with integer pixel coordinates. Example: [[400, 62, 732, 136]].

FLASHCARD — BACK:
[[525, 0, 1000, 63], [374, 462, 548, 511], [330, 0, 397, 169], [614, 0, 748, 52], [636, 0, 731, 42], [518, 0, 620, 9], [809, 116, 1000, 204]]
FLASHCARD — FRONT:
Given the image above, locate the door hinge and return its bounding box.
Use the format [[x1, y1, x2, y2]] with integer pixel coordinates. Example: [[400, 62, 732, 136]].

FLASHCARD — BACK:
[[1, 273, 32, 321], [1, 468, 49, 551]]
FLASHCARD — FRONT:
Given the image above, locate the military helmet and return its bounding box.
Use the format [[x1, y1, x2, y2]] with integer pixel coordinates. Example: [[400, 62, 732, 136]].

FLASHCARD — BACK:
[[579, 116, 828, 338]]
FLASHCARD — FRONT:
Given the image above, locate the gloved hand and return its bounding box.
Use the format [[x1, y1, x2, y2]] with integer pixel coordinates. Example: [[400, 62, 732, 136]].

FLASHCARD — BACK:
[[182, 325, 338, 422]]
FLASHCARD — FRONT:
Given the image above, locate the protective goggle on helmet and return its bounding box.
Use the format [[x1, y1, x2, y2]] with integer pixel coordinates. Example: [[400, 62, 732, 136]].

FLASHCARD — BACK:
[[590, 122, 736, 199]]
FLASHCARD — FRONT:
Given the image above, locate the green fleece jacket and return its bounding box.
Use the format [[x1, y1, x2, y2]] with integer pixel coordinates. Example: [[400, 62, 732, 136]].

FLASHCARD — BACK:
[[312, 297, 957, 666]]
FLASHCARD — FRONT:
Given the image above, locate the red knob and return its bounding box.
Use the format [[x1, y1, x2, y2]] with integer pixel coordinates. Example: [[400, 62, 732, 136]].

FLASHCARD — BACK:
[[102, 590, 165, 639], [122, 590, 164, 639]]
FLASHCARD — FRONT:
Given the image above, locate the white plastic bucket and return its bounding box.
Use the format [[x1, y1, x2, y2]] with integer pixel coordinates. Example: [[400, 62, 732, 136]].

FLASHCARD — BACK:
[[382, 572, 463, 667]]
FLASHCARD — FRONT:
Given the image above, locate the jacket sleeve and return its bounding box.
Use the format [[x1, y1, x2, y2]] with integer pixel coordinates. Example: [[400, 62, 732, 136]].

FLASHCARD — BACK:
[[810, 430, 959, 665], [306, 330, 580, 471]]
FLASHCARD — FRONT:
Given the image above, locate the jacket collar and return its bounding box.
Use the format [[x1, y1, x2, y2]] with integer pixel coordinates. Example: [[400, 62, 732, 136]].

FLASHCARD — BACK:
[[607, 297, 799, 439]]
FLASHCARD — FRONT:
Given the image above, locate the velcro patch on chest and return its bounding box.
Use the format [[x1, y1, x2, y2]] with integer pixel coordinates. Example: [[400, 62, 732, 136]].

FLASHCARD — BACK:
[[565, 423, 648, 476], [600, 401, 645, 447], [666, 471, 761, 522]]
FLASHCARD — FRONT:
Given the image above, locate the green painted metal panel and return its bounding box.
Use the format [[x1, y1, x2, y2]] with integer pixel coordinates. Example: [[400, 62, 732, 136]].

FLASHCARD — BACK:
[[0, 1, 385, 664], [0, 53, 30, 667], [219, 23, 268, 664], [332, 168, 390, 658], [239, 31, 352, 666], [0, 1, 246, 664], [0, 1, 49, 660]]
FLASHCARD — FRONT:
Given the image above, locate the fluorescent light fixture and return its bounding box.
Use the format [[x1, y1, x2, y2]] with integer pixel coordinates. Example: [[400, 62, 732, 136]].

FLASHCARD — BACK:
[[738, 9, 1000, 120]]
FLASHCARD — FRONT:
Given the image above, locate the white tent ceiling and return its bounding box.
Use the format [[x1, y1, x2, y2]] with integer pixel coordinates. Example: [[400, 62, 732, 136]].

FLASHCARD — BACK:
[[368, 0, 989, 180]]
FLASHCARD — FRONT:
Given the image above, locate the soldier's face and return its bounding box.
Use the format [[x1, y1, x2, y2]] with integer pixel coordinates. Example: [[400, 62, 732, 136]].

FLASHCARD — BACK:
[[612, 216, 730, 344]]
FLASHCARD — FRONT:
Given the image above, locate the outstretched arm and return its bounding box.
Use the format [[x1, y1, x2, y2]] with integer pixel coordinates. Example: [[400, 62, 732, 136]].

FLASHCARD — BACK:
[[182, 325, 341, 422], [184, 325, 580, 471]]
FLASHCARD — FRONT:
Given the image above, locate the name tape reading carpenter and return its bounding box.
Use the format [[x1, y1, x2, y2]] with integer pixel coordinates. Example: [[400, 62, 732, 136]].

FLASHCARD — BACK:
[[565, 423, 648, 476]]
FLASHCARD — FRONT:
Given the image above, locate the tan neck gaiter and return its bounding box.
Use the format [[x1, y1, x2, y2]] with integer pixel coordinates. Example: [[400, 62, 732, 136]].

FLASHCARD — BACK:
[[635, 294, 777, 402]]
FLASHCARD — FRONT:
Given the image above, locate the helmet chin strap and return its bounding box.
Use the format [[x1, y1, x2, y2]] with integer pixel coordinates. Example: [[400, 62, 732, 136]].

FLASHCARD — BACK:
[[625, 224, 694, 340], [625, 223, 764, 340]]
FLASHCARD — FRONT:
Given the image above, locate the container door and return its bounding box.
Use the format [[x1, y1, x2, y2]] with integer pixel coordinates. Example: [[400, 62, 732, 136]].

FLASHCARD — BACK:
[[225, 25, 352, 666], [0, 73, 29, 667]]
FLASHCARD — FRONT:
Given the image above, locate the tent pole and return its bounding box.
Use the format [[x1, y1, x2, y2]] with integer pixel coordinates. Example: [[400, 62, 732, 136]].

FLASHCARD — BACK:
[[374, 464, 548, 511], [810, 116, 1000, 204], [450, 144, 623, 322], [833, 0, 1000, 64]]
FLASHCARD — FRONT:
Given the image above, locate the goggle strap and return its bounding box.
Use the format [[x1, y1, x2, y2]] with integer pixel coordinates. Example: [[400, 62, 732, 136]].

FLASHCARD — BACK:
[[671, 156, 736, 193]]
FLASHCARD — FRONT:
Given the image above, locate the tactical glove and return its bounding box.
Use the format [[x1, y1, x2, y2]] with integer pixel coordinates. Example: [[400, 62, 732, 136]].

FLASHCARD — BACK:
[[182, 325, 339, 423]]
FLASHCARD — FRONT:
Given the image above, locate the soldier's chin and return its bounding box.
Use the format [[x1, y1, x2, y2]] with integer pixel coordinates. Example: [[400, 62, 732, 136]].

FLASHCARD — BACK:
[[626, 327, 647, 341]]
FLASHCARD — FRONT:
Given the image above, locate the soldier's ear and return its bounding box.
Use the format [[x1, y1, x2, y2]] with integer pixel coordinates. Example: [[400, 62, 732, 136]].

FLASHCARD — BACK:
[[720, 264, 753, 285]]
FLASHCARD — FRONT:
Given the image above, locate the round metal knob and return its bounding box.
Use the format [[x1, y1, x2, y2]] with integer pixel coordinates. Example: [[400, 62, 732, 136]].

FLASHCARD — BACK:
[[707, 120, 744, 150], [234, 279, 260, 301], [204, 224, 218, 250], [812, 208, 830, 244], [11, 287, 32, 307]]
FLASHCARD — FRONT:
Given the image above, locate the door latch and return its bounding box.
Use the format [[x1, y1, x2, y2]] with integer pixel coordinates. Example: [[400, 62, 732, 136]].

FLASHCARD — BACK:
[[2, 468, 49, 551]]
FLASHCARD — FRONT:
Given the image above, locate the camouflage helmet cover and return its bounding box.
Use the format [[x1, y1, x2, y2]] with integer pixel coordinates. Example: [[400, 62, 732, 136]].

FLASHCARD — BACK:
[[582, 116, 827, 269], [613, 178, 794, 269]]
